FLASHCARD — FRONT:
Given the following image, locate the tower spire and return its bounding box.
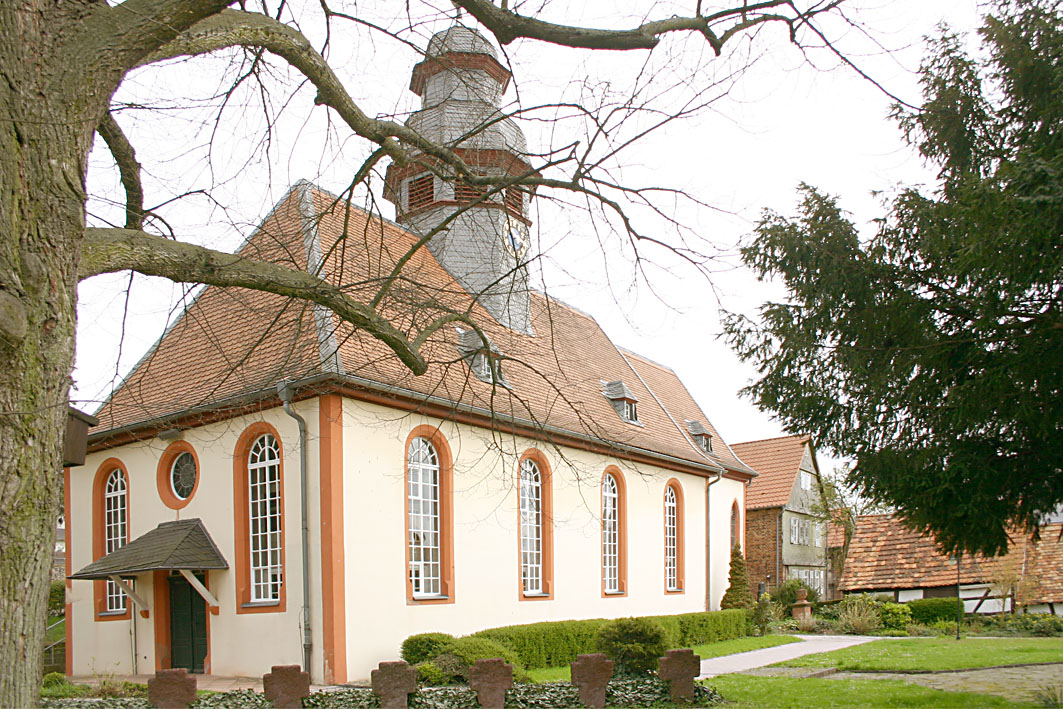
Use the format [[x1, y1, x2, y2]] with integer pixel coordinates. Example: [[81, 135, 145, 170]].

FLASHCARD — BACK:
[[384, 25, 535, 334]]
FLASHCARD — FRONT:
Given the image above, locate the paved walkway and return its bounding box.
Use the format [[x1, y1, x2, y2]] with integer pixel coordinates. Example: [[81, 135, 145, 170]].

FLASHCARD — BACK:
[[698, 634, 880, 678]]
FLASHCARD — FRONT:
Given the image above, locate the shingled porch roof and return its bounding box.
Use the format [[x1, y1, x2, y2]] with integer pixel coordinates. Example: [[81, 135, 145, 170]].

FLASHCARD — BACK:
[[69, 519, 228, 580]]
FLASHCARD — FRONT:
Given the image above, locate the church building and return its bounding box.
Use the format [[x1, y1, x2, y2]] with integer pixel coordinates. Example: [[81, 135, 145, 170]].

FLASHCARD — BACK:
[[66, 25, 755, 684]]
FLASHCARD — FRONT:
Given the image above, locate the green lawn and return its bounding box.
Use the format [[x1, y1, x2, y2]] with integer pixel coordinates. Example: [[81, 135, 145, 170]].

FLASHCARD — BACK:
[[775, 637, 1063, 671], [526, 635, 799, 683], [707, 675, 1036, 708]]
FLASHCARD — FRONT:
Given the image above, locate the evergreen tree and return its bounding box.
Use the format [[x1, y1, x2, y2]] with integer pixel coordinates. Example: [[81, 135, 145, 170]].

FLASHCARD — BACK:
[[720, 544, 754, 609], [727, 0, 1063, 556]]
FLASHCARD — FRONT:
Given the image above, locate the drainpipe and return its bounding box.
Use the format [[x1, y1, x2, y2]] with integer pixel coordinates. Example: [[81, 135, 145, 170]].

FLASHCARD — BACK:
[[705, 472, 722, 611], [278, 381, 312, 675]]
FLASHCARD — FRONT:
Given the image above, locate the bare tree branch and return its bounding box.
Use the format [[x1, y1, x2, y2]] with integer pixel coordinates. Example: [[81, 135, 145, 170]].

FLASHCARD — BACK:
[[452, 0, 836, 52], [79, 227, 428, 374], [96, 112, 145, 231]]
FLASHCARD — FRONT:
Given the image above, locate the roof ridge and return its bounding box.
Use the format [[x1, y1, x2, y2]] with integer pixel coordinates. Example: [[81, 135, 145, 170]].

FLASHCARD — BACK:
[[733, 433, 809, 447]]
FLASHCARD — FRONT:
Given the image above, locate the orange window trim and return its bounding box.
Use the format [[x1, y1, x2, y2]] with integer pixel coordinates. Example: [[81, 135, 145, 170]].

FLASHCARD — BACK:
[[319, 395, 347, 684], [92, 458, 132, 621], [64, 466, 73, 674], [664, 479, 686, 594], [516, 449, 554, 602], [156, 440, 201, 510], [232, 421, 287, 614], [404, 425, 455, 605], [600, 466, 628, 598]]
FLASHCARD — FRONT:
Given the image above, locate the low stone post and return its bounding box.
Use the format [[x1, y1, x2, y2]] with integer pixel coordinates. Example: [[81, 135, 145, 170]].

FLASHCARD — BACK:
[[657, 649, 701, 702], [467, 657, 513, 709], [371, 660, 418, 709], [263, 665, 311, 708], [147, 668, 197, 709], [791, 586, 813, 620], [570, 653, 614, 708]]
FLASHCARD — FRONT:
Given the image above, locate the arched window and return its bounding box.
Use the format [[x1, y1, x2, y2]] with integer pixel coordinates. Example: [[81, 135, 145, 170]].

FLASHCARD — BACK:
[[248, 434, 283, 602], [408, 437, 442, 597], [519, 458, 543, 594], [664, 480, 685, 593], [233, 423, 285, 613], [601, 469, 627, 596], [731, 502, 741, 551], [103, 468, 128, 612]]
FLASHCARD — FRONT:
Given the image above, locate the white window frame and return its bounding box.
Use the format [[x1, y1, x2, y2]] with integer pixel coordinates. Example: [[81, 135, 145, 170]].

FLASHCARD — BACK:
[[519, 459, 543, 595], [664, 486, 679, 591], [623, 400, 638, 422], [104, 469, 127, 612], [789, 516, 799, 544], [170, 451, 196, 500], [814, 521, 823, 547], [248, 434, 283, 603], [800, 470, 813, 491], [602, 474, 620, 593], [408, 437, 442, 598]]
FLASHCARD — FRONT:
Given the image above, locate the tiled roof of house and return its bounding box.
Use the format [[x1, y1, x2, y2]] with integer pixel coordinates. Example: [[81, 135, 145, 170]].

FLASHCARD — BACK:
[[91, 183, 753, 478], [730, 434, 811, 510], [827, 519, 847, 549], [70, 519, 227, 579], [840, 514, 1063, 604]]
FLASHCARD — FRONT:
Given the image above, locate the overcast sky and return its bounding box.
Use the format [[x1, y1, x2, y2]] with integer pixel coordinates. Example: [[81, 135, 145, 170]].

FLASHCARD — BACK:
[[74, 0, 983, 467]]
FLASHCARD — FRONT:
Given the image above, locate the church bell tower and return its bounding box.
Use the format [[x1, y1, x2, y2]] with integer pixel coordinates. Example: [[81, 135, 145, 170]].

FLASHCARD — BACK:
[[385, 25, 534, 334]]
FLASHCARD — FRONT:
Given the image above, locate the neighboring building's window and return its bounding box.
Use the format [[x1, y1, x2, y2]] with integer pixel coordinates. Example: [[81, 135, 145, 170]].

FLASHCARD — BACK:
[[664, 485, 683, 591], [407, 174, 434, 210], [408, 437, 442, 598], [104, 468, 128, 612], [800, 470, 813, 491], [814, 522, 823, 547], [790, 517, 800, 544], [520, 458, 543, 595], [730, 502, 740, 550], [248, 434, 283, 603], [601, 470, 627, 595], [170, 451, 197, 500]]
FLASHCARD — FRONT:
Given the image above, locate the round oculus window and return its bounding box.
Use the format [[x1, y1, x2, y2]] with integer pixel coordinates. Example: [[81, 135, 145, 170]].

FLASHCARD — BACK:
[[170, 451, 197, 500]]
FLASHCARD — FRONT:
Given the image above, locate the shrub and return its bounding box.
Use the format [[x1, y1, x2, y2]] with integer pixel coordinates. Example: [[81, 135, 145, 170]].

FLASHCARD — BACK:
[[930, 619, 959, 635], [878, 602, 913, 631], [906, 597, 961, 625], [796, 614, 817, 633], [720, 545, 753, 610], [752, 593, 772, 636], [414, 660, 451, 686], [47, 581, 65, 618], [815, 599, 841, 620], [595, 617, 668, 675], [838, 595, 881, 634], [980, 613, 1063, 637], [473, 609, 749, 669], [770, 579, 820, 608], [402, 632, 455, 664], [442, 636, 524, 671]]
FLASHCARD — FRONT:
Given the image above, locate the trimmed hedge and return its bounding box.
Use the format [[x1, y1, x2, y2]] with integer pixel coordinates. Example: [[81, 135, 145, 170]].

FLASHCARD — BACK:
[[401, 632, 455, 664], [906, 597, 961, 625], [471, 609, 748, 669]]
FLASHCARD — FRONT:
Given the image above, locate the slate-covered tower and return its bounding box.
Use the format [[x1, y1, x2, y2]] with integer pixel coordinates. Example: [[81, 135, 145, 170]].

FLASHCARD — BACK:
[[385, 25, 534, 333]]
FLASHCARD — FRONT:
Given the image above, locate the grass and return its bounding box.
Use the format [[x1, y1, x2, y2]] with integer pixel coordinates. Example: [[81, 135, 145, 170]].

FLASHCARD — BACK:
[[708, 675, 1037, 707], [775, 637, 1063, 672], [525, 635, 799, 683], [45, 617, 65, 644]]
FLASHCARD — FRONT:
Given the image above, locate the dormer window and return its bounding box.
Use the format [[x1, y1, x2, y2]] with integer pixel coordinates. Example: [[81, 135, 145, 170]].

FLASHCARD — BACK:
[[602, 380, 640, 424], [457, 328, 509, 387], [407, 174, 434, 211], [686, 420, 714, 454]]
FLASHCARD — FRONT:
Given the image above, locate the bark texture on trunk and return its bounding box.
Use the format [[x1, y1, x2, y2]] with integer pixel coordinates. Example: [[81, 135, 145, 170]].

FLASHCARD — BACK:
[[0, 2, 107, 705]]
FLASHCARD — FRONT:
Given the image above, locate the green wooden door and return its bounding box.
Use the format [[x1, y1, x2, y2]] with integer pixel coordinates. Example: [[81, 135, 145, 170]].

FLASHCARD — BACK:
[[168, 574, 207, 673]]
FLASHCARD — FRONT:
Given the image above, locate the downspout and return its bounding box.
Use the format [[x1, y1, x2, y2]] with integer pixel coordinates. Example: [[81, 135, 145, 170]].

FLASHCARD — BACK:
[[278, 381, 312, 674], [705, 472, 722, 611]]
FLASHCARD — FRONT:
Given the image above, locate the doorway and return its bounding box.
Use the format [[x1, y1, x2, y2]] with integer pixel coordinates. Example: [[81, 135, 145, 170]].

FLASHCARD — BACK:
[[168, 573, 207, 673]]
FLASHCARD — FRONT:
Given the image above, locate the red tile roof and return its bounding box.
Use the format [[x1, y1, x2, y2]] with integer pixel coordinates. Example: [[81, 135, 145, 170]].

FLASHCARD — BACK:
[[91, 183, 753, 477], [840, 514, 1063, 603], [731, 434, 811, 510]]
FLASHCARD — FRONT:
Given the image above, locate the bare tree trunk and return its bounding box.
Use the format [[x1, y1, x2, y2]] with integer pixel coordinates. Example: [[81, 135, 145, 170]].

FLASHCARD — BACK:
[[0, 3, 100, 705]]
